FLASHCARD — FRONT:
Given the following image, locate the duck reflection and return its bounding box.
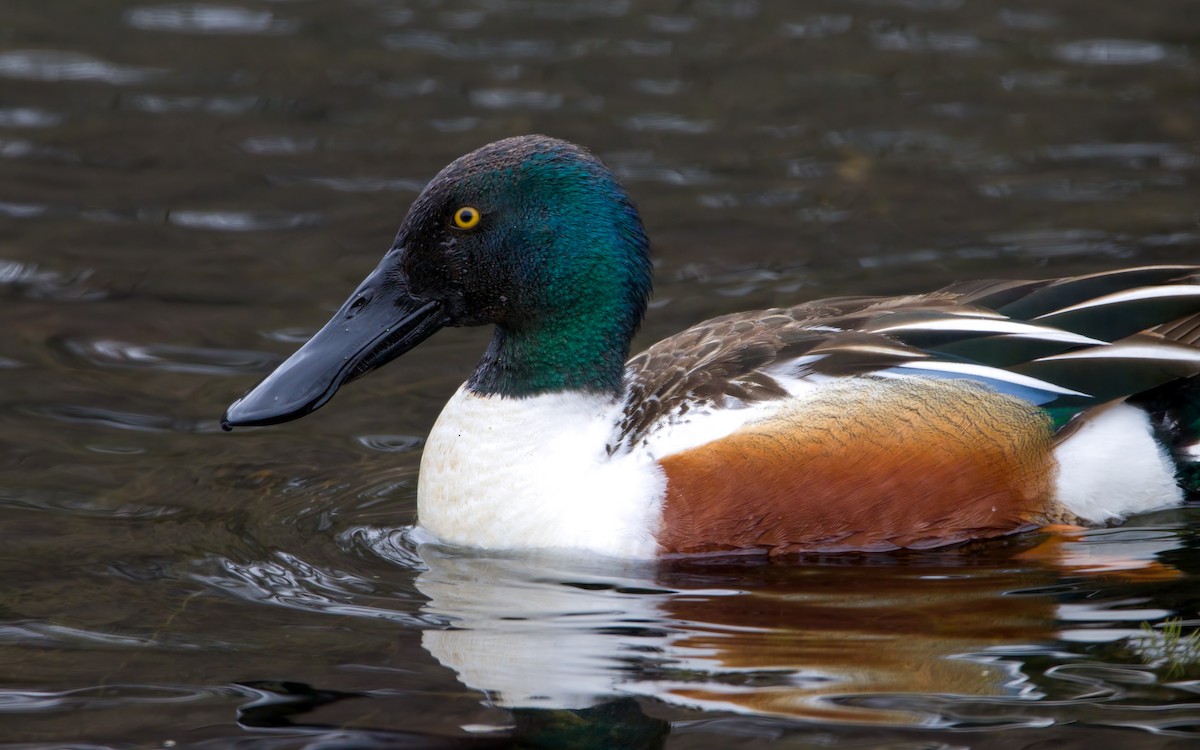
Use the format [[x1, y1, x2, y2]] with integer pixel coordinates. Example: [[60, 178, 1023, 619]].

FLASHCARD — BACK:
[[415, 542, 1067, 726]]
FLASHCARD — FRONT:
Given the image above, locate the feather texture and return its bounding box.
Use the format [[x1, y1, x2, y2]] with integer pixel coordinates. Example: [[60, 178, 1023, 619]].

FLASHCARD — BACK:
[[612, 266, 1200, 454]]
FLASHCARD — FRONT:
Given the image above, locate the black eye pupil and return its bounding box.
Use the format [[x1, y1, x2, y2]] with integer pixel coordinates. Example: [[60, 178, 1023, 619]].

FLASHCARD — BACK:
[[454, 207, 479, 228]]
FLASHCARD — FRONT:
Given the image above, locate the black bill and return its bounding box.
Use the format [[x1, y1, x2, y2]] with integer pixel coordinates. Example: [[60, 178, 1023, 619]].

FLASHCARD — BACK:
[[222, 259, 446, 430]]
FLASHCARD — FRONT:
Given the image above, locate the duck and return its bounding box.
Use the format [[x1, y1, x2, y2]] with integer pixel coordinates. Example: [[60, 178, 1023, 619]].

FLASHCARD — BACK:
[[223, 134, 1200, 558]]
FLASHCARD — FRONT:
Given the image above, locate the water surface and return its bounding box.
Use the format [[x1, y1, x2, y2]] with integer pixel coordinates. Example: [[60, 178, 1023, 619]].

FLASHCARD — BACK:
[[3, 0, 1200, 747]]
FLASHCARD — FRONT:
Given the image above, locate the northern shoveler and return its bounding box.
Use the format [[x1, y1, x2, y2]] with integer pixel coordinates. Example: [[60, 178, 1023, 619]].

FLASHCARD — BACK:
[[223, 135, 1200, 558]]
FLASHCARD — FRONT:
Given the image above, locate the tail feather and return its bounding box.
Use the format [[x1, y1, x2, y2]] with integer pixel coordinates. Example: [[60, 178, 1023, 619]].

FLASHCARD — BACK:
[[1031, 285, 1200, 342], [1014, 335, 1200, 407], [1131, 375, 1200, 494], [1153, 312, 1200, 347], [986, 265, 1200, 319]]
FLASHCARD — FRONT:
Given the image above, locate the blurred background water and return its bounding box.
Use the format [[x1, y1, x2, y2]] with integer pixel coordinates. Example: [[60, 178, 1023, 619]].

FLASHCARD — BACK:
[[2, 1, 1200, 747]]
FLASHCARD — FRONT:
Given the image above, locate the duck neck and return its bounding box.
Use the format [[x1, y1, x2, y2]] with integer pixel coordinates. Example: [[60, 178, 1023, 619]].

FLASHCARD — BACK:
[[467, 313, 632, 398]]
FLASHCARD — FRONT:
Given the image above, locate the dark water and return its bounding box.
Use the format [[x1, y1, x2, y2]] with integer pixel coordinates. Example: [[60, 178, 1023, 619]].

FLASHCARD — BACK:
[[3, 0, 1200, 747]]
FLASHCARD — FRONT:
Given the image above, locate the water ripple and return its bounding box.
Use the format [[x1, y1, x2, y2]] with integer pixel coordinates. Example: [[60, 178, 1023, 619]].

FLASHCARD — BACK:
[[0, 259, 105, 300], [831, 694, 1053, 730], [825, 128, 1012, 171], [979, 226, 1137, 259], [0, 201, 50, 218], [825, 128, 960, 155], [438, 10, 485, 29], [620, 39, 673, 56], [607, 151, 713, 185], [0, 620, 228, 651], [699, 191, 793, 211], [267, 173, 426, 193], [1107, 712, 1200, 738], [342, 525, 429, 569], [0, 137, 80, 163], [127, 93, 265, 115], [786, 157, 831, 178], [501, 0, 630, 21], [0, 107, 63, 128], [987, 229, 1132, 259], [617, 165, 712, 185], [695, 0, 760, 19], [998, 71, 1069, 96], [1141, 232, 1200, 248], [1039, 142, 1199, 170], [1055, 39, 1183, 66], [167, 210, 323, 231], [240, 134, 318, 155], [124, 4, 298, 35], [262, 327, 315, 344], [380, 8, 413, 26], [0, 50, 161, 84], [633, 78, 685, 96], [375, 78, 439, 98], [354, 435, 424, 453], [878, 0, 964, 9], [385, 31, 557, 60], [192, 552, 435, 625], [0, 487, 175, 518], [623, 113, 713, 134], [998, 9, 1058, 30], [430, 116, 479, 133], [646, 15, 696, 33], [80, 207, 167, 224], [780, 15, 852, 39], [14, 623, 139, 650], [858, 249, 945, 269], [870, 23, 984, 55], [980, 178, 1144, 202], [27, 405, 218, 434], [1045, 662, 1149, 693], [470, 88, 564, 110], [61, 338, 279, 375], [0, 684, 226, 713]]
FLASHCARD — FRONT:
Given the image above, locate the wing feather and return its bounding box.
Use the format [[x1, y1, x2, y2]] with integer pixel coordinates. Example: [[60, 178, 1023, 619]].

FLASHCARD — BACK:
[[612, 265, 1200, 453]]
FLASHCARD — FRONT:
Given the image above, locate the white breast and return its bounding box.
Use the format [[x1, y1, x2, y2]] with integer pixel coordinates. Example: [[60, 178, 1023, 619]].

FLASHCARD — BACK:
[[417, 386, 667, 557]]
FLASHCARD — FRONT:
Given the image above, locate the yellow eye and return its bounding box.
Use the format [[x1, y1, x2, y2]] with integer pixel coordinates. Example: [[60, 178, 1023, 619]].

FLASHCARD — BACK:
[[453, 206, 481, 229]]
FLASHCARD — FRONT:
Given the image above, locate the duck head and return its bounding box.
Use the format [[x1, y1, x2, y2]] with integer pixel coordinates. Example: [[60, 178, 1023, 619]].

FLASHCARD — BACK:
[[223, 135, 652, 429]]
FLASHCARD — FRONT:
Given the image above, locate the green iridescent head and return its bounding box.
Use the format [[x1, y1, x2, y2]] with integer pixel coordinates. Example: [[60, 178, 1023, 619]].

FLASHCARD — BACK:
[[399, 135, 653, 396], [223, 136, 652, 428]]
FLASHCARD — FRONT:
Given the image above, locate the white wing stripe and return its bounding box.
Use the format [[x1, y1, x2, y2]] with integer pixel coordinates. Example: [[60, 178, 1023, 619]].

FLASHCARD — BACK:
[[1035, 285, 1200, 318], [869, 317, 1105, 344], [1035, 342, 1200, 364], [813, 343, 927, 358], [887, 360, 1091, 397]]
